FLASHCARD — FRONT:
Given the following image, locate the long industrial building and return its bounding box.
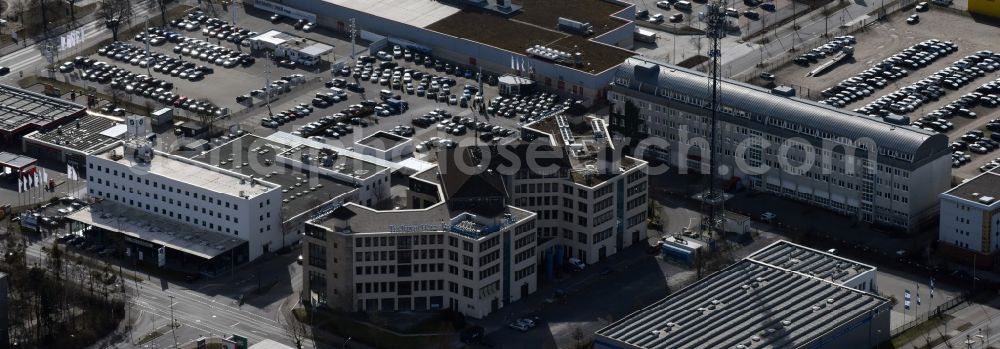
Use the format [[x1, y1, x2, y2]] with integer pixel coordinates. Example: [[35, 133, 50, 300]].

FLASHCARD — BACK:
[[594, 240, 891, 349], [608, 56, 952, 232], [246, 0, 638, 103]]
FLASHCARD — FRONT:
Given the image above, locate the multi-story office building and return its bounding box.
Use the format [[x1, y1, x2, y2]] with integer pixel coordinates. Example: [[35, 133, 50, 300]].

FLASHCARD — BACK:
[[608, 57, 951, 232], [82, 139, 284, 264], [939, 168, 1000, 269], [515, 115, 649, 267], [303, 154, 538, 319]]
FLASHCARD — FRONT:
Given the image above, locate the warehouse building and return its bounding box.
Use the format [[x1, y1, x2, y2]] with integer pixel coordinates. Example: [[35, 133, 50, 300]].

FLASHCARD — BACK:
[[247, 0, 638, 104], [608, 57, 952, 232], [21, 114, 126, 174], [594, 240, 891, 349], [0, 84, 87, 144], [938, 168, 1000, 269]]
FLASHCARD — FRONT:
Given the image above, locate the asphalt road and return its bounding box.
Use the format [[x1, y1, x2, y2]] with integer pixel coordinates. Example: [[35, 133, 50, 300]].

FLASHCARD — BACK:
[[0, 0, 160, 83], [21, 236, 316, 349]]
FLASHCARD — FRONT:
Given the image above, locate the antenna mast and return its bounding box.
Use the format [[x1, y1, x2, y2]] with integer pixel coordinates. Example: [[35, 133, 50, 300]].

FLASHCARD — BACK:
[[702, 0, 727, 238]]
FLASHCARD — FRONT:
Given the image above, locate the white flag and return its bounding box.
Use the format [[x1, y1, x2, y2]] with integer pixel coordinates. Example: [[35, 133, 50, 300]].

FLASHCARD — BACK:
[[511, 56, 515, 70], [66, 164, 73, 180], [18, 177, 23, 193], [27, 174, 33, 188], [42, 170, 48, 184]]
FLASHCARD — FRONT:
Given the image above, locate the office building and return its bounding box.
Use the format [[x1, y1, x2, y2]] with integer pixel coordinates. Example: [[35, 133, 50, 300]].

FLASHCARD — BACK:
[[938, 168, 1000, 269], [608, 56, 952, 232], [515, 115, 649, 268], [595, 240, 890, 349], [303, 150, 538, 319]]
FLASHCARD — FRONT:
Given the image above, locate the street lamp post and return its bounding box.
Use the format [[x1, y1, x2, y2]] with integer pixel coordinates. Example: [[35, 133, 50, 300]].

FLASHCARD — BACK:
[[169, 295, 178, 349], [343, 336, 352, 349]]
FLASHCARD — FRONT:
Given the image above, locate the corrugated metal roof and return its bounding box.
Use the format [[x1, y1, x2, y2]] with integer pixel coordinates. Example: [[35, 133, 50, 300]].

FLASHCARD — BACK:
[[615, 57, 948, 161], [747, 240, 874, 284], [595, 258, 889, 349]]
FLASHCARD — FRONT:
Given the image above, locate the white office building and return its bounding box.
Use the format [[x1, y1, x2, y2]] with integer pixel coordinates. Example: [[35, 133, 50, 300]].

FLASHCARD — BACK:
[[608, 57, 952, 232], [303, 154, 538, 319], [513, 115, 649, 268], [938, 168, 1000, 269], [80, 139, 283, 270]]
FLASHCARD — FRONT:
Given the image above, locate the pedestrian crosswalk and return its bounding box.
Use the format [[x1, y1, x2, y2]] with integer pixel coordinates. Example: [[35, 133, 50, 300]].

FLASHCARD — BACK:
[[0, 0, 155, 75]]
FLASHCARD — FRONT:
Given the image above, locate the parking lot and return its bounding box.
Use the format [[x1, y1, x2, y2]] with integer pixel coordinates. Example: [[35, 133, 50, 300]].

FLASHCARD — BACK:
[[627, 0, 813, 39], [232, 44, 586, 161], [767, 5, 1000, 180]]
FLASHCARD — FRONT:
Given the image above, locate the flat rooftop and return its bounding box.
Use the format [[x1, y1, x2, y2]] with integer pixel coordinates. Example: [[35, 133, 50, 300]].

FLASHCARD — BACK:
[[0, 84, 86, 135], [747, 240, 874, 285], [523, 114, 643, 185], [425, 1, 634, 74], [23, 114, 124, 154], [596, 258, 889, 348], [98, 143, 275, 198], [357, 131, 408, 151], [323, 0, 461, 28], [943, 168, 1000, 203], [314, 202, 533, 239], [0, 152, 36, 169], [67, 200, 246, 259], [280, 144, 386, 180], [188, 135, 358, 220]]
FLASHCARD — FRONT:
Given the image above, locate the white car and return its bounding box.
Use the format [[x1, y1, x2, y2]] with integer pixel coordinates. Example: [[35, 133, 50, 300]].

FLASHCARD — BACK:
[[760, 212, 776, 222], [656, 1, 671, 9], [568, 257, 585, 271]]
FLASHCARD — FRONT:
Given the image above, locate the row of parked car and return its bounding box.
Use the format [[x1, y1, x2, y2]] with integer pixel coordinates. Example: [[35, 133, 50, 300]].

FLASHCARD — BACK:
[[80, 51, 223, 115], [794, 36, 857, 66], [172, 37, 255, 68], [488, 92, 579, 124], [194, 14, 259, 47], [57, 234, 116, 257], [822, 39, 955, 110], [260, 102, 314, 128]]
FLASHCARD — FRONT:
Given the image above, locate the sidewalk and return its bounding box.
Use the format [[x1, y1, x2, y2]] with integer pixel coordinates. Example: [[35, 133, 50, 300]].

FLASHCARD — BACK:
[[0, 0, 104, 57], [897, 296, 1000, 349]]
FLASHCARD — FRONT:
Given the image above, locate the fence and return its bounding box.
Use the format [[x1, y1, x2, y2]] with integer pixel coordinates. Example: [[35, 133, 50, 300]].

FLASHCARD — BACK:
[[890, 295, 967, 336], [731, 0, 918, 84]]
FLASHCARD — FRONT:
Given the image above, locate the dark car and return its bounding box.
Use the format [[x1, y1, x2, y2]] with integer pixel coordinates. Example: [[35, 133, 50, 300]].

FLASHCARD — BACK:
[[0, 66, 10, 76]]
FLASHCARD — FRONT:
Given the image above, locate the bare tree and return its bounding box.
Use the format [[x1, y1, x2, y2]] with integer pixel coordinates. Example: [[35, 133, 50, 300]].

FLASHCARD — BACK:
[[29, 0, 52, 35], [281, 310, 308, 349], [10, 0, 28, 24], [148, 0, 167, 25], [98, 0, 133, 42]]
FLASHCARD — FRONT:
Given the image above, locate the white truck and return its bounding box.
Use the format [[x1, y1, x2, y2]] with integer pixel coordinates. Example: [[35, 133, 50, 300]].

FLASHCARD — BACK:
[[634, 28, 658, 43]]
